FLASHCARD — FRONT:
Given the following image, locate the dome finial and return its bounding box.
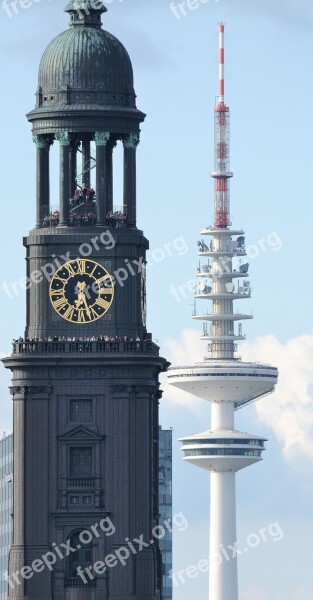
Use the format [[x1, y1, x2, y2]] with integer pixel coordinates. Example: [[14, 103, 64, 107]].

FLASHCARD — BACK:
[[65, 0, 107, 27]]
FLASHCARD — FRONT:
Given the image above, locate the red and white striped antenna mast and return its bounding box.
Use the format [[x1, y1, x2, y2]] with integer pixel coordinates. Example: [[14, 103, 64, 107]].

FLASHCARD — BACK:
[[211, 22, 233, 229], [219, 22, 225, 103]]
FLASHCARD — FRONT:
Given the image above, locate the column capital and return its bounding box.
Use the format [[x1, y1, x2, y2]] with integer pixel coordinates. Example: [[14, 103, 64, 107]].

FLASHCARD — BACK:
[[95, 131, 111, 146], [10, 385, 28, 397], [32, 135, 51, 150], [10, 385, 52, 397], [111, 385, 133, 395], [55, 131, 71, 146], [124, 133, 140, 150]]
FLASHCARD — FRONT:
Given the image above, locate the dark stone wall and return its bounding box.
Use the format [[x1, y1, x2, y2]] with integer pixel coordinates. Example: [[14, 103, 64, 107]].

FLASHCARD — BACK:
[[5, 351, 166, 600]]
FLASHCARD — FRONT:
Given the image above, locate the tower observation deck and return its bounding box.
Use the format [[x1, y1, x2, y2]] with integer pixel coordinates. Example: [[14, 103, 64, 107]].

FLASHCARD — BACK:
[[168, 24, 278, 600]]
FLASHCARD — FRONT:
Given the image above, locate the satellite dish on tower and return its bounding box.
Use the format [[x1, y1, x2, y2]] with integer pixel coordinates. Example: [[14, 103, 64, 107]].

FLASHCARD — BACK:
[[199, 283, 212, 294], [239, 263, 249, 274], [225, 283, 235, 293]]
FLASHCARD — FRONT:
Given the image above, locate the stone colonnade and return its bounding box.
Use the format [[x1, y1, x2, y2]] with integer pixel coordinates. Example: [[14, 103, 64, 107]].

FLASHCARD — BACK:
[[32, 131, 140, 228]]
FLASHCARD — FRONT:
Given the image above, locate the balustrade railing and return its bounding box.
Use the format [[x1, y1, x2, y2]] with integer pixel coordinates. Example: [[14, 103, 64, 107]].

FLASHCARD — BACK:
[[12, 340, 159, 356]]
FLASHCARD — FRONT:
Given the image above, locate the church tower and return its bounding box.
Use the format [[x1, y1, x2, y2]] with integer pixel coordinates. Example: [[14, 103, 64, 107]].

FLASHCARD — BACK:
[[3, 2, 168, 599]]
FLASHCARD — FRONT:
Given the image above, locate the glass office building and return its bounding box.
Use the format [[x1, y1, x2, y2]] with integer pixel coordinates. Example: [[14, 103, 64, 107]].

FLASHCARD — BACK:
[[0, 434, 13, 600], [159, 427, 172, 600]]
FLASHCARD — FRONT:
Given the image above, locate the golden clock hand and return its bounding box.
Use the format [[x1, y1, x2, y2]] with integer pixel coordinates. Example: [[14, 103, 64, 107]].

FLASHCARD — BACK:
[[81, 292, 91, 318], [74, 293, 84, 309], [75, 281, 91, 317]]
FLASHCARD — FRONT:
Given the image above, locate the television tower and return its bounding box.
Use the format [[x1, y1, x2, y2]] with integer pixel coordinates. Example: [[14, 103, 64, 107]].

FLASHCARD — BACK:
[[168, 24, 278, 600]]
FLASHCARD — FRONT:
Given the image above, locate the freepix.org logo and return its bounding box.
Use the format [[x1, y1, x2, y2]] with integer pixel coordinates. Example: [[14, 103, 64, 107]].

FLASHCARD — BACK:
[[1, 0, 109, 19], [5, 513, 189, 590]]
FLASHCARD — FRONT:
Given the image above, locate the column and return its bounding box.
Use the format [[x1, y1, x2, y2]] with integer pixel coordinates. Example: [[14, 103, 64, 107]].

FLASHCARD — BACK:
[[82, 139, 91, 188], [55, 132, 71, 226], [69, 140, 79, 198], [8, 387, 26, 598], [123, 133, 140, 228], [33, 135, 51, 227], [106, 141, 116, 214], [24, 386, 53, 600], [209, 471, 238, 600], [95, 132, 110, 226]]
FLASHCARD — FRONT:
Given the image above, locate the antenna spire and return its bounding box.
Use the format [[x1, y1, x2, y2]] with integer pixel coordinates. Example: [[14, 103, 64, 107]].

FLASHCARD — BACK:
[[219, 23, 225, 103], [212, 24, 232, 230]]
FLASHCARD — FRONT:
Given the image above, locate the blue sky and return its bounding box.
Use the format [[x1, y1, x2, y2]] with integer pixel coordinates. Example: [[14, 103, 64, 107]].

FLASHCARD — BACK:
[[1, 0, 313, 598]]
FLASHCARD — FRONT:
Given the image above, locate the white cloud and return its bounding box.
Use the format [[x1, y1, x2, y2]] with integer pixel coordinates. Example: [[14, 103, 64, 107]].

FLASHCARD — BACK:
[[161, 328, 204, 412], [163, 331, 313, 462], [165, 328, 203, 366], [291, 587, 313, 600], [241, 335, 313, 461], [240, 586, 269, 600]]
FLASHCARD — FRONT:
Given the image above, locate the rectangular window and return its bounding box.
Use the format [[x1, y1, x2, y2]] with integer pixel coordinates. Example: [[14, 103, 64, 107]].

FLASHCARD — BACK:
[[71, 401, 79, 414], [70, 399, 93, 422], [70, 448, 93, 477], [84, 401, 92, 416], [83, 496, 92, 505]]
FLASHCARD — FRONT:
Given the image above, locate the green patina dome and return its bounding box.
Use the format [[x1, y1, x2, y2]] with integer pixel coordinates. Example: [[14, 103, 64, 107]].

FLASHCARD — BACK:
[[36, 1, 136, 109]]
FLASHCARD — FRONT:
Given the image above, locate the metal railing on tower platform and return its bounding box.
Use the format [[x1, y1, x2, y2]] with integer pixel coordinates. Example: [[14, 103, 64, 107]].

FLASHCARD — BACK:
[[12, 340, 159, 356]]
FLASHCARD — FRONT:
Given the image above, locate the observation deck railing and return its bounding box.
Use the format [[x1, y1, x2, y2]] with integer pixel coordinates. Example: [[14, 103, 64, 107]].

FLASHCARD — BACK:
[[12, 340, 159, 356]]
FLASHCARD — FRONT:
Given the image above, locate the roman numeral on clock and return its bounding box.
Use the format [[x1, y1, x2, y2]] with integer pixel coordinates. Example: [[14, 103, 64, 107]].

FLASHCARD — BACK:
[[66, 263, 76, 277], [50, 290, 64, 298], [90, 307, 100, 320], [100, 287, 113, 296], [96, 297, 111, 311], [77, 259, 86, 275], [53, 297, 67, 310], [63, 306, 75, 321], [98, 274, 111, 284], [77, 310, 87, 323]]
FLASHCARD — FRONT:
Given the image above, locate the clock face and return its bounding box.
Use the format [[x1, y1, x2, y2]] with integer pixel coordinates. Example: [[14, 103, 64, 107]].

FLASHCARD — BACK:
[[49, 258, 114, 324]]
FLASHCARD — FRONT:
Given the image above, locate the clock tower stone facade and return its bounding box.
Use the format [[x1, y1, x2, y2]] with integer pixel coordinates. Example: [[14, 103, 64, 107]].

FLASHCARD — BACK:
[[3, 3, 168, 599]]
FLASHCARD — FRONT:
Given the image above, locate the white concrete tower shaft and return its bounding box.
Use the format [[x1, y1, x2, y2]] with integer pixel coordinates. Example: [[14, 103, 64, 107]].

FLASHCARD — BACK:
[[210, 402, 238, 600], [210, 472, 238, 600]]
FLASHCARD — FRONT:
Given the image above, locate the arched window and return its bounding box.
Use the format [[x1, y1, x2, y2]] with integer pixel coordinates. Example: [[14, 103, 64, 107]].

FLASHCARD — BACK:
[[66, 530, 94, 588]]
